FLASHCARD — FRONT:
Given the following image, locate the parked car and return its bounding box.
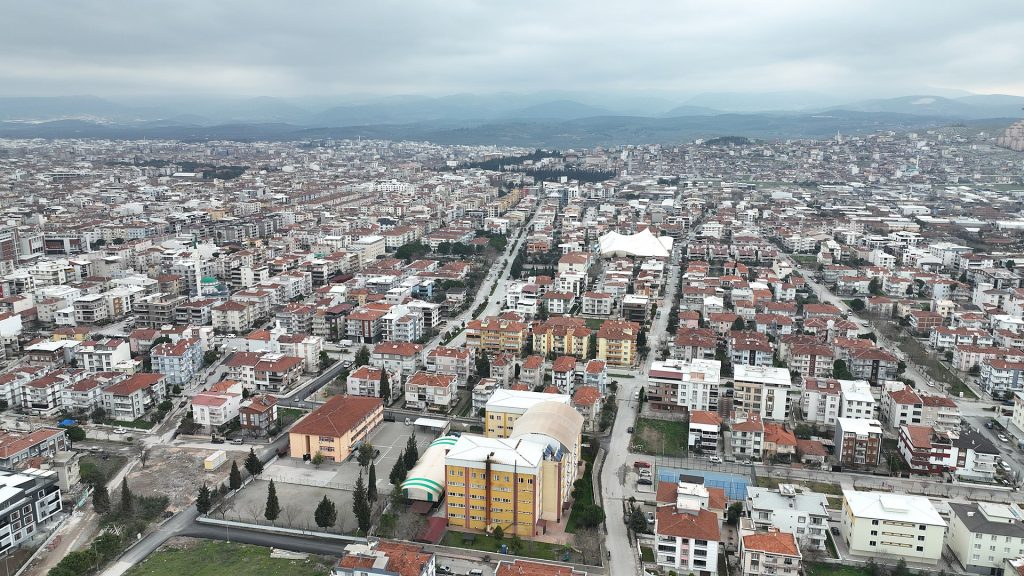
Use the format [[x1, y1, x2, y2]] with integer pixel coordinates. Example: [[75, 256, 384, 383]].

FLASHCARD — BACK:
[[634, 460, 652, 469], [646, 511, 655, 524], [637, 478, 653, 486], [627, 426, 635, 434], [999, 434, 1010, 443], [112, 427, 127, 434], [437, 566, 453, 575], [230, 438, 244, 445], [1001, 461, 1013, 471], [708, 456, 723, 464]]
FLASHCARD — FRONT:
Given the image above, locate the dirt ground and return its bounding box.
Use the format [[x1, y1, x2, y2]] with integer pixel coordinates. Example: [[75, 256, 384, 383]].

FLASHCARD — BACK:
[[126, 445, 251, 511], [220, 479, 358, 533]]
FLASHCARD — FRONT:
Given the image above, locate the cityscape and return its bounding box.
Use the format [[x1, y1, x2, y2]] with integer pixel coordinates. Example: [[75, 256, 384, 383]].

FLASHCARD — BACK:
[[2, 3, 1024, 576]]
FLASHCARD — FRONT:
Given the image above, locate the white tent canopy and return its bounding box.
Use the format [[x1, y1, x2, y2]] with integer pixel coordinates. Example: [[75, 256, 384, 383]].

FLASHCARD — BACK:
[[597, 229, 673, 258]]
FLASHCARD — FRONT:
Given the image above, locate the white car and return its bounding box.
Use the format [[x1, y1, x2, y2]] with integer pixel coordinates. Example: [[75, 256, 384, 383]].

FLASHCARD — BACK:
[[1001, 461, 1013, 472], [708, 456, 723, 464], [112, 427, 127, 434], [999, 434, 1010, 443]]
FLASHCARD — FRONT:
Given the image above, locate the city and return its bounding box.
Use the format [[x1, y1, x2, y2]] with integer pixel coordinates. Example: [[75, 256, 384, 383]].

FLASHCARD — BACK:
[[2, 3, 1024, 576]]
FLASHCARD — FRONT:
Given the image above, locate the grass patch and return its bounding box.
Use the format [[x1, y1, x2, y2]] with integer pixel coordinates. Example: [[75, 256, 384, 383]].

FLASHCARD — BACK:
[[805, 562, 871, 576], [441, 531, 572, 562], [755, 476, 842, 495], [277, 408, 306, 427], [640, 545, 654, 562], [791, 254, 818, 266], [825, 495, 844, 509], [109, 418, 155, 430], [584, 318, 606, 330], [79, 454, 129, 486], [825, 528, 840, 559], [125, 539, 334, 576], [631, 417, 688, 457], [949, 379, 978, 400]]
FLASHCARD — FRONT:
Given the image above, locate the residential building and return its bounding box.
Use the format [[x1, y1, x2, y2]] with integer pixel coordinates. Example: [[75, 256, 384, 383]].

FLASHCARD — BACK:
[[948, 502, 1024, 576], [404, 371, 456, 412], [495, 560, 587, 576], [372, 341, 425, 378], [848, 348, 900, 384], [801, 377, 842, 426], [688, 411, 723, 454], [101, 373, 166, 421], [898, 424, 956, 474], [465, 316, 530, 355], [582, 359, 607, 393], [0, 428, 69, 469], [551, 355, 576, 395], [732, 415, 765, 460], [746, 484, 829, 550], [571, 385, 603, 433], [596, 320, 641, 367], [75, 338, 132, 373], [531, 317, 592, 358], [288, 395, 383, 462], [347, 366, 398, 399], [150, 338, 203, 388], [839, 489, 947, 565], [834, 418, 883, 468], [239, 394, 278, 436], [0, 468, 62, 555], [839, 379, 876, 420], [734, 365, 794, 421], [647, 358, 721, 413], [739, 529, 803, 576], [880, 384, 924, 432], [654, 483, 721, 576], [191, 389, 242, 430], [425, 346, 472, 388]]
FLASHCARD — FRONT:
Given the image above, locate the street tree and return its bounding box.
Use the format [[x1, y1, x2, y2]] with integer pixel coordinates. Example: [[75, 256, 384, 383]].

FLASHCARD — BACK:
[[314, 495, 337, 529], [119, 477, 133, 513], [358, 442, 375, 468], [368, 463, 378, 502], [264, 479, 280, 521], [404, 433, 419, 468], [390, 450, 408, 485], [380, 369, 391, 404], [229, 460, 242, 490], [353, 473, 371, 534], [244, 448, 264, 477], [196, 484, 212, 515], [93, 484, 111, 514], [354, 345, 370, 367]]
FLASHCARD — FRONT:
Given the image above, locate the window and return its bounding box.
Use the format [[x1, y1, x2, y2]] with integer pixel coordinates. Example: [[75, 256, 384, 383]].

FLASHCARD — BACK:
[[872, 520, 879, 525], [918, 536, 925, 541], [869, 541, 876, 547]]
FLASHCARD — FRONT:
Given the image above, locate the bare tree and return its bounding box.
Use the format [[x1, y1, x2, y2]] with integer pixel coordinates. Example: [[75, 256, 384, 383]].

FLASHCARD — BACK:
[[282, 506, 299, 528], [136, 440, 150, 468], [573, 527, 603, 562], [245, 501, 262, 524]]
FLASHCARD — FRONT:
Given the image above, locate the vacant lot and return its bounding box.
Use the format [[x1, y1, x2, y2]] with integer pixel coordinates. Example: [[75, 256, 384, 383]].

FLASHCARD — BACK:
[[124, 538, 333, 576], [804, 563, 871, 576], [630, 417, 688, 457], [223, 478, 358, 533], [129, 445, 249, 511], [756, 476, 842, 496]]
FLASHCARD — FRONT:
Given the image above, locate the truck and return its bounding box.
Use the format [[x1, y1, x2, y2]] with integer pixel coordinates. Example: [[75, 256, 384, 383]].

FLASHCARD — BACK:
[[204, 450, 227, 471], [339, 339, 353, 348]]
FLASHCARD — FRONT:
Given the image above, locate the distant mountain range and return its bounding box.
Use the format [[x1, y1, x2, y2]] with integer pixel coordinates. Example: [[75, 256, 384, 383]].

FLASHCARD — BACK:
[[0, 92, 1022, 147]]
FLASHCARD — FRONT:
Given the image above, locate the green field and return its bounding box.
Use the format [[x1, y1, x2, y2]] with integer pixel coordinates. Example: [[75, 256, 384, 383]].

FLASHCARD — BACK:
[[125, 540, 333, 576], [109, 418, 155, 430], [584, 318, 606, 330], [630, 417, 688, 457], [440, 530, 572, 562]]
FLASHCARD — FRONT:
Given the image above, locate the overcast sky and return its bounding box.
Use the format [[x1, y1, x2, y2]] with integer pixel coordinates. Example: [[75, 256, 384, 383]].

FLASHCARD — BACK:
[[3, 0, 1023, 99]]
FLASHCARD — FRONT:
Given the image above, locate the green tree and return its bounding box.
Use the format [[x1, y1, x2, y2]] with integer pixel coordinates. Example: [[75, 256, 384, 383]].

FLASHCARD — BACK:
[[537, 301, 549, 321], [368, 462, 378, 502], [509, 533, 525, 555], [587, 333, 598, 360], [850, 298, 865, 312], [476, 350, 491, 379], [727, 502, 743, 526], [731, 316, 746, 331], [891, 558, 911, 576], [91, 406, 107, 423], [574, 503, 606, 528], [358, 443, 375, 468], [628, 503, 648, 533], [264, 479, 280, 521], [120, 477, 133, 513], [404, 433, 419, 469], [196, 483, 212, 515], [354, 345, 370, 367], [492, 526, 504, 540], [833, 359, 853, 380], [866, 558, 881, 576], [312, 451, 325, 468], [319, 350, 331, 370], [203, 350, 219, 366], [868, 277, 881, 295], [390, 449, 408, 486], [66, 425, 86, 442], [244, 447, 264, 477], [93, 483, 111, 514], [353, 473, 371, 534], [380, 369, 391, 404], [229, 460, 242, 490], [314, 495, 337, 529]]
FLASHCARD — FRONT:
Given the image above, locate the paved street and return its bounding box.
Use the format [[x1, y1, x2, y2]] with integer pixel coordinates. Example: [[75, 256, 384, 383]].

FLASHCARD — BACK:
[[600, 234, 686, 576]]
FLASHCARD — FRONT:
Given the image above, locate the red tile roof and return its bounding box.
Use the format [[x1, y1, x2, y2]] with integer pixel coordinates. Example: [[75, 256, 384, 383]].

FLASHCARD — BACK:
[[742, 529, 799, 556], [290, 395, 382, 438], [656, 505, 720, 541]]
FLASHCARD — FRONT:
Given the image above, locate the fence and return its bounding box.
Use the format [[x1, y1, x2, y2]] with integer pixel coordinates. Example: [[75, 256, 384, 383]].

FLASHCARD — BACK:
[[196, 516, 366, 543]]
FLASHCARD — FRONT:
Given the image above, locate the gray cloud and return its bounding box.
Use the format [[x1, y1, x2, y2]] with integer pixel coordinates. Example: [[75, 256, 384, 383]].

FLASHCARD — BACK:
[[1, 0, 1022, 98]]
